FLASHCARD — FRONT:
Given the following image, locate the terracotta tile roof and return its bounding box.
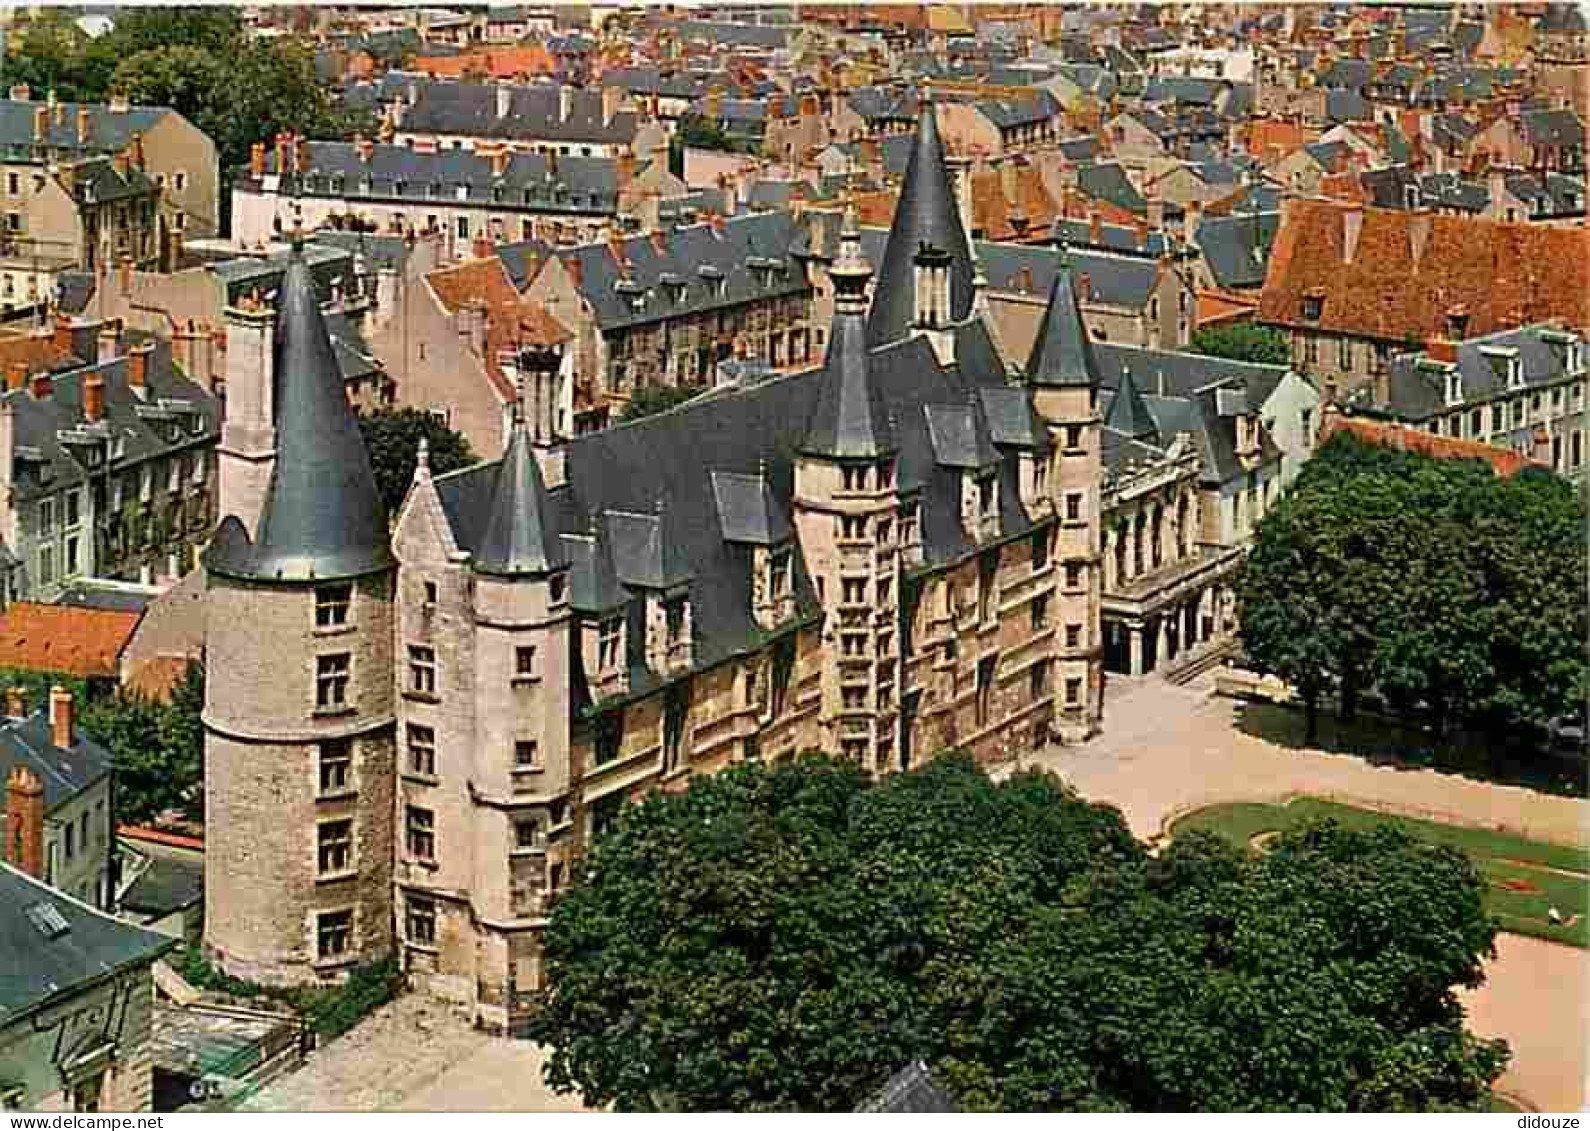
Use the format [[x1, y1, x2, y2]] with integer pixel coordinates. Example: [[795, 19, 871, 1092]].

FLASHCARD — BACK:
[[1245, 118, 1319, 162], [1259, 200, 1590, 341], [425, 257, 570, 398], [970, 166, 1056, 242], [1319, 168, 1370, 203], [0, 602, 142, 678], [119, 825, 204, 849], [1320, 412, 1541, 477], [0, 331, 76, 378], [412, 44, 557, 80], [1197, 287, 1261, 327]]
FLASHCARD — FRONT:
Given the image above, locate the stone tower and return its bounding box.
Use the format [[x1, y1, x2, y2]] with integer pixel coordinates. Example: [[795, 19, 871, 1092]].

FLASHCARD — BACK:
[[1025, 248, 1105, 742], [202, 241, 398, 986], [793, 212, 905, 771]]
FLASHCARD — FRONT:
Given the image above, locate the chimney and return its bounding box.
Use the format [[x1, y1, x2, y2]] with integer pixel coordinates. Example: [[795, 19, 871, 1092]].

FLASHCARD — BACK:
[[491, 147, 509, 178], [3, 765, 44, 879], [472, 233, 492, 261], [497, 84, 512, 119], [1427, 338, 1458, 363], [76, 105, 89, 145], [1077, 272, 1091, 301], [128, 340, 153, 395], [83, 374, 105, 423], [49, 685, 73, 749], [560, 84, 575, 122], [1183, 198, 1203, 243], [5, 362, 25, 393], [602, 84, 621, 128], [32, 105, 47, 143], [119, 255, 133, 297], [616, 148, 635, 189], [1342, 206, 1364, 265], [114, 147, 130, 179], [1088, 208, 1103, 244], [295, 136, 310, 175], [130, 131, 146, 170], [275, 132, 290, 174], [706, 87, 723, 121], [98, 320, 120, 364], [29, 373, 52, 400], [250, 142, 266, 179], [5, 687, 24, 719]]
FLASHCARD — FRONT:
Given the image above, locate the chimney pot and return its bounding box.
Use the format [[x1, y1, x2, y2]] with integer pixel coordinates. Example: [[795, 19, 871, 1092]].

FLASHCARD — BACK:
[[129, 341, 153, 392], [29, 373, 51, 400], [49, 685, 73, 749], [84, 374, 105, 423], [5, 362, 26, 393], [4, 764, 45, 878]]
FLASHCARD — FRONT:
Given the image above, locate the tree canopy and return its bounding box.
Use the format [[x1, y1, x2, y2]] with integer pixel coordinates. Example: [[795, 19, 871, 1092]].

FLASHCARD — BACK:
[[81, 660, 205, 826], [1238, 430, 1588, 743], [356, 407, 477, 513], [528, 753, 1507, 1112], [1190, 324, 1292, 368]]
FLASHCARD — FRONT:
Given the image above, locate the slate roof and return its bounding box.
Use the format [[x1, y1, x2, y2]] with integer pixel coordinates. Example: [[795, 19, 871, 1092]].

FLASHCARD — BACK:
[[866, 103, 976, 347], [503, 210, 809, 334], [117, 845, 204, 918], [1026, 260, 1104, 389], [379, 74, 644, 145], [0, 99, 178, 162], [1195, 209, 1281, 289], [472, 416, 565, 576], [0, 861, 174, 1024], [204, 246, 393, 583], [242, 141, 623, 216], [856, 1062, 958, 1113], [801, 247, 895, 459], [1520, 108, 1585, 149], [1076, 162, 1148, 215], [0, 706, 115, 811], [1354, 323, 1584, 422], [1104, 365, 1158, 441]]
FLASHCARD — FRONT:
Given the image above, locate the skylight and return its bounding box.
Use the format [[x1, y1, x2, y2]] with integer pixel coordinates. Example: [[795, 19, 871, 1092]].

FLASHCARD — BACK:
[[26, 901, 70, 939]]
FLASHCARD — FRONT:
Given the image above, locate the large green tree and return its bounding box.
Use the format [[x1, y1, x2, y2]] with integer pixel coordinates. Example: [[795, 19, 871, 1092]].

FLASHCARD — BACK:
[[1190, 324, 1292, 367], [356, 407, 477, 513], [1239, 430, 1588, 740], [528, 753, 1507, 1112], [80, 661, 205, 826]]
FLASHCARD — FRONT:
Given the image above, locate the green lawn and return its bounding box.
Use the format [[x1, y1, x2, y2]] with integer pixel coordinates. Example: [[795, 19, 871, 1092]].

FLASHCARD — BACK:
[[1170, 798, 1590, 948]]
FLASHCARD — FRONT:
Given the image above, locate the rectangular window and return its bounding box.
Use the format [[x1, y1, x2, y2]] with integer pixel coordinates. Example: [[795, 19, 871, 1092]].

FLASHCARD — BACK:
[[64, 536, 78, 576], [38, 545, 53, 585], [408, 645, 437, 695], [515, 819, 542, 851], [514, 645, 536, 678], [1032, 529, 1050, 572], [38, 497, 54, 533], [664, 598, 686, 645], [975, 657, 997, 727], [839, 515, 867, 540], [1065, 677, 1083, 706], [406, 806, 435, 862], [514, 739, 539, 769], [598, 617, 621, 670], [769, 546, 792, 597], [1030, 659, 1052, 699], [317, 909, 352, 959], [1031, 593, 1051, 631], [64, 821, 75, 860], [1065, 493, 1082, 522], [408, 724, 436, 777], [315, 583, 352, 628], [318, 738, 352, 793], [65, 490, 80, 527], [595, 710, 624, 765], [316, 654, 351, 709], [406, 895, 436, 945], [1064, 562, 1083, 589], [1065, 623, 1082, 649], [318, 819, 353, 875], [1064, 424, 1083, 451]]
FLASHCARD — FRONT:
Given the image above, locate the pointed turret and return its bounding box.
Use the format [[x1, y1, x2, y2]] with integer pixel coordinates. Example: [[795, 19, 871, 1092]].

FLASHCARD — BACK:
[[205, 241, 392, 581], [1025, 248, 1104, 391], [802, 211, 897, 459], [473, 385, 567, 577], [1104, 366, 1159, 443], [866, 98, 976, 348]]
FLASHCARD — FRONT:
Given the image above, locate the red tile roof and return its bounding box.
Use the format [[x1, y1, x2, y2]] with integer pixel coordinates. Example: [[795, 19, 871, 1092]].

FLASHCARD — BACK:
[[1259, 200, 1590, 342], [1320, 412, 1542, 477], [425, 258, 571, 398], [0, 603, 142, 678], [412, 44, 556, 80]]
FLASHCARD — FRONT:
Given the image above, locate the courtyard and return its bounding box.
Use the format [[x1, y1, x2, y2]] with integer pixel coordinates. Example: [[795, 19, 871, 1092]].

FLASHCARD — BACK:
[[1023, 673, 1590, 1112]]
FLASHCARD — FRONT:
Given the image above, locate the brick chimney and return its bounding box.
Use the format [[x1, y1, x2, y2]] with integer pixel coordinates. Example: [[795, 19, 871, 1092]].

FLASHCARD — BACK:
[[602, 84, 621, 128], [32, 105, 46, 143], [29, 373, 52, 400], [250, 142, 266, 179], [130, 131, 146, 170], [1427, 338, 1458, 363], [5, 362, 25, 393], [128, 341, 153, 396], [4, 765, 44, 878], [83, 373, 105, 423], [616, 148, 635, 189], [77, 105, 90, 144], [49, 685, 73, 749], [5, 687, 24, 719], [97, 319, 120, 365], [1077, 272, 1091, 301], [52, 314, 73, 353]]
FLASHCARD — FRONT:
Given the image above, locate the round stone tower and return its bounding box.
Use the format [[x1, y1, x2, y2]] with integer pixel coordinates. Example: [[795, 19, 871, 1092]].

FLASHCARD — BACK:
[[201, 242, 398, 986]]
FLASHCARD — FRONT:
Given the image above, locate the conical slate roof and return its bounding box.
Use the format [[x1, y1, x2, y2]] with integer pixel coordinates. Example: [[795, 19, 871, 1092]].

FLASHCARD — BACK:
[[1104, 366, 1159, 442], [205, 245, 393, 582], [473, 416, 566, 576], [803, 230, 896, 460], [1025, 259, 1104, 390], [865, 101, 976, 348]]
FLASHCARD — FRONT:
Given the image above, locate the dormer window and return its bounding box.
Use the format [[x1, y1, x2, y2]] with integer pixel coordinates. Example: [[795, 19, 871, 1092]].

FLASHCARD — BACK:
[[597, 616, 622, 672], [664, 597, 687, 646], [978, 475, 996, 520], [1301, 293, 1324, 321], [1570, 339, 1585, 375], [768, 545, 792, 599], [1446, 309, 1470, 339], [840, 464, 865, 492], [1444, 369, 1463, 407]]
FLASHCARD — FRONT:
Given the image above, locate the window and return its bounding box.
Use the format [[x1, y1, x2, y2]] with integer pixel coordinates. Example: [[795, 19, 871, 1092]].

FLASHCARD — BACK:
[[664, 598, 686, 645], [769, 546, 792, 597], [598, 617, 621, 670], [316, 583, 352, 628], [1032, 529, 1050, 572], [318, 738, 352, 793], [515, 819, 542, 851], [39, 544, 53, 585], [317, 909, 352, 959], [842, 578, 865, 604], [1065, 492, 1082, 522], [1065, 623, 1082, 649], [65, 490, 80, 527], [406, 895, 436, 945], [64, 821, 75, 860], [1064, 562, 1083, 589], [978, 476, 996, 518], [514, 740, 539, 770], [406, 806, 435, 862], [1030, 659, 1052, 699], [408, 724, 436, 777], [316, 654, 350, 709], [64, 536, 78, 576], [975, 657, 996, 727], [1064, 424, 1083, 451], [408, 645, 437, 695], [595, 711, 624, 765], [318, 820, 353, 875], [38, 497, 54, 533], [423, 580, 438, 605], [1031, 593, 1051, 631], [514, 645, 536, 679], [1302, 294, 1323, 321], [839, 515, 867, 540], [1065, 677, 1083, 706], [174, 171, 188, 193]]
